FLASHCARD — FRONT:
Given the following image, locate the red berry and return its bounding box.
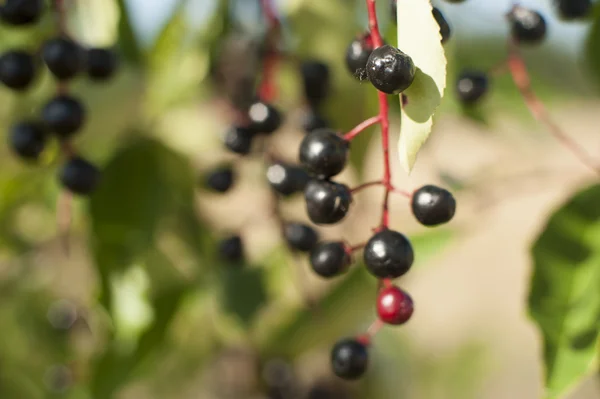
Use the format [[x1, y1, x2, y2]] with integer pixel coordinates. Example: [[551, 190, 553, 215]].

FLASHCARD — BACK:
[[376, 286, 413, 325]]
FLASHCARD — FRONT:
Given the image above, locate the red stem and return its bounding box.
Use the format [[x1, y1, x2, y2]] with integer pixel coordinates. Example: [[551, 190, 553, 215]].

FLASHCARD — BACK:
[[344, 115, 381, 141], [258, 0, 280, 103], [350, 180, 383, 193]]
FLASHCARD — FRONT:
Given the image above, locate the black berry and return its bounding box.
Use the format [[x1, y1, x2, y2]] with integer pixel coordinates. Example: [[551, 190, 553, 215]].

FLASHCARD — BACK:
[[266, 162, 310, 196], [87, 48, 119, 81], [555, 0, 592, 20], [0, 50, 36, 90], [299, 129, 349, 179], [283, 222, 319, 252], [456, 70, 489, 105], [0, 0, 44, 26], [300, 109, 330, 133], [331, 338, 368, 380], [509, 7, 547, 44], [59, 157, 100, 195], [309, 241, 351, 278], [42, 95, 86, 137], [9, 121, 46, 160], [247, 101, 282, 134], [223, 126, 254, 155], [300, 60, 330, 107], [411, 185, 456, 226], [218, 235, 244, 263], [432, 7, 451, 44], [345, 33, 374, 81], [304, 179, 352, 225], [42, 37, 85, 81], [205, 166, 234, 193], [364, 229, 414, 278], [366, 44, 415, 94]]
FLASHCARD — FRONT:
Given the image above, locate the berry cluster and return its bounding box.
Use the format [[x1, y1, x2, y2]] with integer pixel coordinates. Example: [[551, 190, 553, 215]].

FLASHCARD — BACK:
[[0, 0, 118, 195]]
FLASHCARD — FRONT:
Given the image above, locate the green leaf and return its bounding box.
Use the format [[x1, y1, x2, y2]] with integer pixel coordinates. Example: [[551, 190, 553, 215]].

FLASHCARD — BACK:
[[219, 267, 268, 329], [585, 7, 600, 90], [529, 184, 600, 399], [116, 0, 143, 65]]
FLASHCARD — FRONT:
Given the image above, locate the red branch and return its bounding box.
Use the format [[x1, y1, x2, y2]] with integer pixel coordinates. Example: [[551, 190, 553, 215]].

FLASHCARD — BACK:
[[344, 115, 381, 141], [258, 0, 280, 102]]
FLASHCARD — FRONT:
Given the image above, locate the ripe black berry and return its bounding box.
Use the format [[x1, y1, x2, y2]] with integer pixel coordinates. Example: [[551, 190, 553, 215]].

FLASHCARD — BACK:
[[366, 44, 415, 94], [205, 166, 234, 193], [218, 235, 244, 263], [42, 95, 86, 137], [59, 157, 100, 195], [0, 0, 44, 26], [266, 162, 310, 196], [0, 50, 36, 90], [300, 109, 329, 133], [456, 70, 489, 105], [364, 229, 414, 278], [87, 48, 119, 81], [411, 185, 456, 226], [299, 129, 349, 179], [432, 7, 451, 44], [377, 285, 414, 325], [42, 37, 85, 81], [300, 60, 330, 107], [9, 121, 46, 160], [223, 126, 254, 155], [248, 101, 282, 134], [345, 34, 374, 81], [309, 241, 351, 278], [331, 338, 368, 380], [509, 7, 547, 45], [304, 180, 352, 225], [284, 222, 319, 252], [555, 0, 592, 20]]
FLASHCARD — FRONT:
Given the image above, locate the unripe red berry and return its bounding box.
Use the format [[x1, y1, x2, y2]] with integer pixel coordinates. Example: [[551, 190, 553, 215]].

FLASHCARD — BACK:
[[376, 285, 414, 325]]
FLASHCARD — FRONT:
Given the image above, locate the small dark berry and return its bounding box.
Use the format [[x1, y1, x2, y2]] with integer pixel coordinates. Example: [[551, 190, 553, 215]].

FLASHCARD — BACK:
[[223, 126, 254, 155], [266, 162, 310, 196], [309, 241, 351, 278], [248, 101, 282, 134], [299, 129, 349, 179], [42, 37, 85, 81], [0, 50, 36, 90], [345, 33, 374, 81], [301, 109, 330, 133], [366, 44, 416, 94], [9, 121, 46, 160], [284, 222, 319, 252], [509, 7, 547, 44], [218, 235, 244, 263], [331, 338, 368, 380], [42, 95, 86, 137], [432, 7, 451, 44], [205, 166, 234, 193], [555, 0, 592, 20], [456, 70, 489, 105], [364, 229, 414, 278], [300, 60, 331, 107], [304, 179, 352, 225], [0, 0, 44, 26], [377, 285, 414, 325], [59, 157, 101, 195], [411, 185, 456, 226], [87, 48, 119, 81]]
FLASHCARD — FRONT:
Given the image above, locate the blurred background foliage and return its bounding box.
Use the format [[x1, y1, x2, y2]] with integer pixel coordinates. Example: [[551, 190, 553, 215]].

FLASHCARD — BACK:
[[0, 0, 598, 398]]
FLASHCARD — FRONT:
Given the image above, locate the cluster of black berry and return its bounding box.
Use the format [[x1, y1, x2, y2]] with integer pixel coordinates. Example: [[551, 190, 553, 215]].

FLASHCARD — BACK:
[[0, 0, 118, 196]]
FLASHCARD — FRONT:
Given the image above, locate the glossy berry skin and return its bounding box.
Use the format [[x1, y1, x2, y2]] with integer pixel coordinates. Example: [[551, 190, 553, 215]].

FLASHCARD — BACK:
[[509, 7, 547, 45], [411, 185, 456, 226], [9, 121, 46, 160], [87, 48, 119, 81], [301, 109, 329, 133], [345, 34, 374, 81], [266, 162, 310, 196], [42, 95, 86, 137], [556, 0, 592, 20], [309, 241, 351, 278], [59, 157, 101, 195], [218, 235, 244, 263], [364, 229, 414, 279], [299, 129, 349, 179], [223, 126, 254, 155], [247, 101, 282, 134], [0, 0, 44, 26], [456, 70, 489, 105], [0, 50, 36, 90], [432, 7, 451, 44], [284, 223, 319, 252], [331, 338, 368, 380], [366, 45, 416, 94], [42, 37, 85, 81], [377, 286, 414, 325], [300, 60, 330, 107], [304, 180, 352, 225], [205, 166, 234, 193]]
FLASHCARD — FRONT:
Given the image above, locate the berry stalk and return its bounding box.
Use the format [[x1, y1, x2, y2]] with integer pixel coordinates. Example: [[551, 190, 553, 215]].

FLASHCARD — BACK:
[[258, 0, 280, 102]]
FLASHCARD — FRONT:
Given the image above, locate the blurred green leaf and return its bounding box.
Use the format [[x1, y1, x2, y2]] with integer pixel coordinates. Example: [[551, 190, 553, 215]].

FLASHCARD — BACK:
[[529, 184, 600, 399], [585, 7, 600, 90], [220, 267, 268, 328], [116, 0, 143, 66]]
